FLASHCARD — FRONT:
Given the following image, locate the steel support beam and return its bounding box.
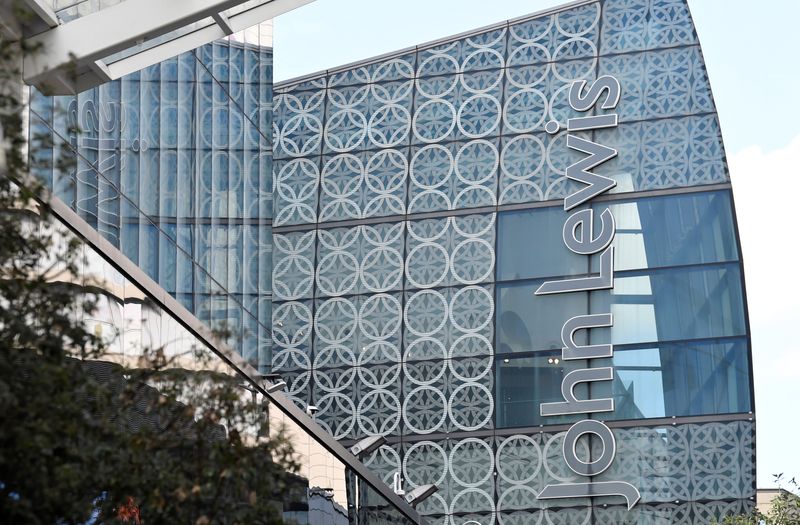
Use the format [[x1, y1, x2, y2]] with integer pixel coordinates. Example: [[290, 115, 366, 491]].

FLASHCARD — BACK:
[[212, 11, 234, 35]]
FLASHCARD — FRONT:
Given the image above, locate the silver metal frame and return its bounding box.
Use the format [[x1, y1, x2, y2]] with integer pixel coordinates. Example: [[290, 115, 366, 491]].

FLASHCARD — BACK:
[[338, 411, 756, 447], [272, 182, 736, 234]]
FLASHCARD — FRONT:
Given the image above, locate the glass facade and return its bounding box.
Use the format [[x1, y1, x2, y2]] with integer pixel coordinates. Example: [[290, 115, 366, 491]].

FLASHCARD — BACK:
[[29, 30, 274, 371], [271, 0, 755, 523], [496, 337, 751, 427]]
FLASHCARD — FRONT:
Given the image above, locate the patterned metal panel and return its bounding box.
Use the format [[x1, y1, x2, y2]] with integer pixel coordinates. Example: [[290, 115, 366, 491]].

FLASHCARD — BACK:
[[271, 0, 751, 523]]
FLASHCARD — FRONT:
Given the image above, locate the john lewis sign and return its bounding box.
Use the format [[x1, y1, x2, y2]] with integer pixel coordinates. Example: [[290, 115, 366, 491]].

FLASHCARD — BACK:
[[535, 75, 640, 510]]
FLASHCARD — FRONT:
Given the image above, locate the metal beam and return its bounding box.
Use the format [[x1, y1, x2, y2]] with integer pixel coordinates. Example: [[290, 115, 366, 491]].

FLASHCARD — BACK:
[[224, 0, 311, 36], [23, 0, 59, 29], [211, 11, 234, 35], [88, 60, 112, 83], [25, 0, 241, 86]]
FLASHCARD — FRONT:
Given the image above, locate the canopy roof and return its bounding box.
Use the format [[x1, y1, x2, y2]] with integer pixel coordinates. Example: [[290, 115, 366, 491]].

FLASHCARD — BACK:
[[2, 0, 310, 94]]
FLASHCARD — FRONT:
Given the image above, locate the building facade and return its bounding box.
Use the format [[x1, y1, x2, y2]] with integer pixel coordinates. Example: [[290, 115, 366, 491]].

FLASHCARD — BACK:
[[26, 0, 756, 523], [270, 0, 755, 523]]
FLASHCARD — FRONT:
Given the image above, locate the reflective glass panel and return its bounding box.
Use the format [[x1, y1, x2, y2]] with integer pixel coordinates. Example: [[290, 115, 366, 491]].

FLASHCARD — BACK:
[[497, 206, 587, 281], [34, 210, 417, 525], [29, 34, 274, 372], [590, 264, 746, 345], [495, 353, 588, 427], [496, 280, 588, 354], [591, 190, 739, 272], [593, 338, 752, 419], [495, 337, 751, 429]]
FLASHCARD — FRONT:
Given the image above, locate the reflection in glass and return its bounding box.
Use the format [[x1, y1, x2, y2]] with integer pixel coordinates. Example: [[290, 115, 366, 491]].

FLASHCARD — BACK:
[[496, 354, 588, 427], [498, 192, 740, 282], [591, 191, 738, 272], [594, 338, 751, 419], [28, 36, 274, 372], [496, 280, 587, 354], [495, 337, 750, 429], [35, 212, 415, 525], [590, 264, 746, 345], [497, 206, 587, 281]]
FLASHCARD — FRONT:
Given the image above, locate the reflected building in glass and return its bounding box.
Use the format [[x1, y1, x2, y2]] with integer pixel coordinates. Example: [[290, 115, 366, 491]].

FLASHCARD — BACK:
[[270, 0, 755, 523], [29, 24, 276, 371]]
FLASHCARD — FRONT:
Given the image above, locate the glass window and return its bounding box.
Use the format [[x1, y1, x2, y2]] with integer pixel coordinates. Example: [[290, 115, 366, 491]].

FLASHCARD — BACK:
[[496, 280, 588, 354], [497, 206, 587, 281], [591, 191, 739, 271], [590, 264, 746, 345], [496, 354, 588, 428], [595, 338, 751, 419], [495, 338, 751, 429], [498, 192, 739, 282]]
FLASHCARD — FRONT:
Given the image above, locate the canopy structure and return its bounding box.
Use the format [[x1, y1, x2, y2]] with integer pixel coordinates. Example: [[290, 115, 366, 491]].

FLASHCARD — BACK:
[[2, 0, 311, 94]]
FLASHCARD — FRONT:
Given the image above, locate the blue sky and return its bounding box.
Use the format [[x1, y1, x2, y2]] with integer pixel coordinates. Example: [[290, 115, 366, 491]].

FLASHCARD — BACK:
[[273, 0, 800, 488]]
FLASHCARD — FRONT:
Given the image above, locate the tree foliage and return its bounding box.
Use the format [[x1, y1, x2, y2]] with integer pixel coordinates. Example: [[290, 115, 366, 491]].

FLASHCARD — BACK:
[[713, 475, 800, 525], [0, 6, 299, 524]]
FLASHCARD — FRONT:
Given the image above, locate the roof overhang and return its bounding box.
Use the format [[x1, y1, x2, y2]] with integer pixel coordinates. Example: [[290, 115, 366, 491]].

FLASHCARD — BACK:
[[8, 0, 312, 95]]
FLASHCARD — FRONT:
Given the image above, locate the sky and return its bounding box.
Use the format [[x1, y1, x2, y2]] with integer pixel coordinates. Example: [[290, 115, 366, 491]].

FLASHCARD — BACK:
[[272, 0, 800, 488]]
